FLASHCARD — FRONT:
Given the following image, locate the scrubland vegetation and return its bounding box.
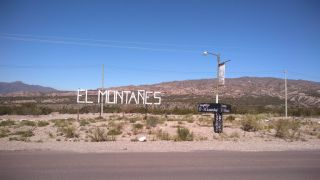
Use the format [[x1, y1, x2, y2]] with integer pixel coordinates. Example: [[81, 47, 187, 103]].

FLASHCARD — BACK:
[[0, 113, 319, 143]]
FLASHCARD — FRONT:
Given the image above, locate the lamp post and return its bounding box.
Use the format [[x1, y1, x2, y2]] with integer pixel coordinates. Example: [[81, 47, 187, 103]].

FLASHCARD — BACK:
[[203, 51, 230, 103], [203, 51, 221, 103]]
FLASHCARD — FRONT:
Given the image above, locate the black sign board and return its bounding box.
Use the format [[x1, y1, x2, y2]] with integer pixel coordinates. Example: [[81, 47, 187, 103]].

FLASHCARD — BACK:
[[198, 103, 231, 113], [214, 112, 223, 133]]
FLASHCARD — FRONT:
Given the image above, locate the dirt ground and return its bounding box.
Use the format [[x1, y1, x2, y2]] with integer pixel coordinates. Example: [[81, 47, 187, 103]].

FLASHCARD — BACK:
[[0, 113, 320, 152]]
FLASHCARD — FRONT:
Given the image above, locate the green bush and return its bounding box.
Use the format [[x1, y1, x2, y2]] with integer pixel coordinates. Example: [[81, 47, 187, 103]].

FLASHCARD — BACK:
[[52, 119, 74, 128], [0, 103, 52, 115], [0, 120, 15, 126], [79, 119, 90, 126], [0, 128, 10, 138], [176, 127, 193, 141], [20, 120, 36, 127], [37, 121, 49, 127]]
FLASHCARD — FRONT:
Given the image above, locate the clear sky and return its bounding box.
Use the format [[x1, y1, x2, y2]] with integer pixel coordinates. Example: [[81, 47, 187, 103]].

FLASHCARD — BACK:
[[0, 0, 319, 90]]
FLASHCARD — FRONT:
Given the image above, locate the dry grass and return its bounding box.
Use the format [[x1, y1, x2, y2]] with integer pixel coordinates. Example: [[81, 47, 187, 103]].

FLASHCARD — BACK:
[[275, 119, 301, 140], [176, 127, 193, 141], [1, 114, 320, 143], [0, 120, 15, 127], [0, 128, 10, 138], [58, 126, 78, 138], [20, 120, 37, 127], [241, 114, 262, 132], [37, 121, 49, 127], [89, 127, 109, 142], [155, 129, 171, 141]]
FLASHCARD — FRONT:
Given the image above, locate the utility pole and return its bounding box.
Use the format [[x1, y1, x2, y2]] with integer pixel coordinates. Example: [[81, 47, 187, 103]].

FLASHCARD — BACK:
[[284, 70, 288, 118], [100, 64, 104, 117]]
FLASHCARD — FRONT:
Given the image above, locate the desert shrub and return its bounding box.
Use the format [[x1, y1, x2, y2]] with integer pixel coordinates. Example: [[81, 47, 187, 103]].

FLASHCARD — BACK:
[[130, 137, 139, 142], [129, 117, 140, 123], [20, 120, 36, 127], [9, 136, 28, 141], [37, 121, 49, 127], [79, 119, 90, 126], [48, 132, 54, 138], [229, 132, 240, 139], [241, 115, 261, 132], [176, 127, 193, 141], [133, 123, 144, 130], [197, 116, 212, 127], [0, 106, 12, 115], [155, 129, 171, 141], [58, 126, 78, 138], [171, 107, 196, 115], [186, 118, 194, 123], [226, 115, 236, 122], [184, 115, 194, 123], [52, 119, 74, 128], [14, 129, 34, 137], [107, 128, 122, 136], [89, 127, 108, 142], [0, 120, 15, 126], [146, 117, 162, 128], [275, 119, 301, 140], [3, 103, 52, 115], [107, 121, 123, 136], [0, 128, 10, 138]]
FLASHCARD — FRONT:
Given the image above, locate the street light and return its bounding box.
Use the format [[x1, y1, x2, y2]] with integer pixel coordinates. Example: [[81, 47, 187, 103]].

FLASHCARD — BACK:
[[203, 50, 221, 103], [203, 51, 231, 104]]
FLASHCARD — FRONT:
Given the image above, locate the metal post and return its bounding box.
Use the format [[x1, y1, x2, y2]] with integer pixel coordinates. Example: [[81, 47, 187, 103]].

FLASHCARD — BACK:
[[100, 64, 104, 117], [77, 105, 80, 121], [284, 70, 287, 118], [216, 53, 220, 103]]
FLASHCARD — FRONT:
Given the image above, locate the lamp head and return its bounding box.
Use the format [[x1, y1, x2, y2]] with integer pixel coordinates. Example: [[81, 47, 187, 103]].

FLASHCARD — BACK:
[[203, 51, 209, 56]]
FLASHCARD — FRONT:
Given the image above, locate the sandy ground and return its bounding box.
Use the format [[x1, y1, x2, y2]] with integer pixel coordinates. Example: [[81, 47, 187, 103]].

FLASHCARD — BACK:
[[1, 113, 320, 153], [1, 139, 320, 153]]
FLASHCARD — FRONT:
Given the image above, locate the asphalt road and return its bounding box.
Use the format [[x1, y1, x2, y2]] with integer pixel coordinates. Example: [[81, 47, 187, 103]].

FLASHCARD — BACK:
[[0, 150, 319, 180]]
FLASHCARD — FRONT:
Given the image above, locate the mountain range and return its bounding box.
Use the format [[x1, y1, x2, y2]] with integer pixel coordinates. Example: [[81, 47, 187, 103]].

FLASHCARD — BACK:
[[0, 81, 58, 96], [1, 77, 320, 108]]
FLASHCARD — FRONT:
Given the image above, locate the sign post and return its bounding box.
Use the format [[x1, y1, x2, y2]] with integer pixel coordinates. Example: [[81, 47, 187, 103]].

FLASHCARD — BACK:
[[202, 51, 231, 133], [198, 103, 231, 133]]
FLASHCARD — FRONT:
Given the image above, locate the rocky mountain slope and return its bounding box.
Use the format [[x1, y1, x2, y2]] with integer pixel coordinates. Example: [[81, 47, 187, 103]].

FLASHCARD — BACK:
[[0, 81, 58, 95], [1, 77, 319, 108], [111, 77, 320, 108]]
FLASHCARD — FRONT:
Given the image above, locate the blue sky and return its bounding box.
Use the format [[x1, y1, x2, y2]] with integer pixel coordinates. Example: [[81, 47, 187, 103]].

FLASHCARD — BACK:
[[0, 0, 319, 90]]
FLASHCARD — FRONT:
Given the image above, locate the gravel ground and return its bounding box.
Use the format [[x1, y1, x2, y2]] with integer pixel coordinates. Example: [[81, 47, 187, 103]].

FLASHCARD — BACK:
[[1, 113, 320, 153], [1, 139, 320, 153]]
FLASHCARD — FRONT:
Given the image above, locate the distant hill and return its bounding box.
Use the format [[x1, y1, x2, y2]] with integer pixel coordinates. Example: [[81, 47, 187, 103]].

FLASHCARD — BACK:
[[1, 77, 320, 108], [110, 77, 320, 108], [0, 81, 58, 95]]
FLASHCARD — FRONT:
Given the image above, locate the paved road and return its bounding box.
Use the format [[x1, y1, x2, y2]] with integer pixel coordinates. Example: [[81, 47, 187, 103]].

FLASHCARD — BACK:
[[0, 150, 319, 180]]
